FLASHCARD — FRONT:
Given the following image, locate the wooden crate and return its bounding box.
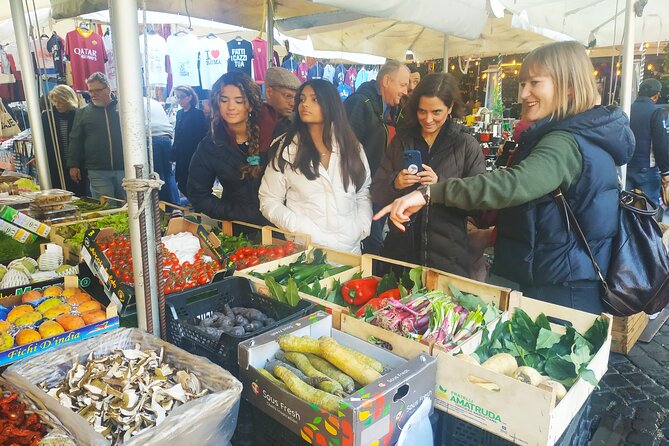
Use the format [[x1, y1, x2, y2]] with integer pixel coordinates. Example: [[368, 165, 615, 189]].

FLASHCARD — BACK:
[[234, 246, 361, 329], [611, 312, 648, 354], [433, 294, 612, 446], [425, 268, 513, 311]]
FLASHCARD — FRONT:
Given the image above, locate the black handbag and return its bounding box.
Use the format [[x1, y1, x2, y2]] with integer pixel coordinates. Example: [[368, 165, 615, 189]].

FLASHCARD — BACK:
[[554, 189, 669, 316]]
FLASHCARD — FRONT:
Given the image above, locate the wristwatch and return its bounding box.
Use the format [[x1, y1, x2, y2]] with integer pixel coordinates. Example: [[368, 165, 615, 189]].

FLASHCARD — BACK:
[[417, 185, 431, 205]]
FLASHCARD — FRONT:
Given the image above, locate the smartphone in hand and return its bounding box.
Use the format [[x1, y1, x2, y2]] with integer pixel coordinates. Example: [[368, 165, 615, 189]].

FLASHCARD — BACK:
[[403, 150, 425, 174]]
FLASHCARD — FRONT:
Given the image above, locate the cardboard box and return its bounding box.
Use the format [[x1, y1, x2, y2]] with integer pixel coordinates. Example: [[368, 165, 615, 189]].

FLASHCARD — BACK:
[[341, 258, 509, 360], [0, 260, 95, 300], [0, 219, 37, 243], [234, 246, 361, 328], [80, 217, 227, 314], [238, 311, 437, 446], [432, 294, 612, 446], [0, 274, 119, 366]]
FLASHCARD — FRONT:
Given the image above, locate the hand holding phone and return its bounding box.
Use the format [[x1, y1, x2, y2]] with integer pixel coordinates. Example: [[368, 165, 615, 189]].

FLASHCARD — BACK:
[[403, 150, 425, 174]]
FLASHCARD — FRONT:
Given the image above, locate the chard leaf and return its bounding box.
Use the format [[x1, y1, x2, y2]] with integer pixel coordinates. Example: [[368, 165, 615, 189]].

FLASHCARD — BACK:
[[578, 367, 599, 387], [535, 313, 552, 331], [349, 271, 363, 281], [311, 249, 326, 264], [265, 276, 286, 303], [544, 355, 578, 383], [377, 271, 398, 295], [285, 279, 300, 307], [511, 308, 539, 352], [409, 267, 424, 293], [536, 328, 562, 351], [399, 283, 409, 298], [522, 353, 545, 372], [583, 317, 609, 352], [570, 334, 594, 369]]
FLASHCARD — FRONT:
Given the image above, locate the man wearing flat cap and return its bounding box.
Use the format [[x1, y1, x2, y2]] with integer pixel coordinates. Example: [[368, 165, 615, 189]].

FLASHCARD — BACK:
[[628, 78, 669, 215], [264, 67, 301, 136]]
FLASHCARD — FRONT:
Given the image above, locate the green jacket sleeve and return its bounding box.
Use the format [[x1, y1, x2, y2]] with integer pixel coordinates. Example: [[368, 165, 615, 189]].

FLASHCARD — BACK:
[[66, 109, 85, 169], [430, 131, 583, 210]]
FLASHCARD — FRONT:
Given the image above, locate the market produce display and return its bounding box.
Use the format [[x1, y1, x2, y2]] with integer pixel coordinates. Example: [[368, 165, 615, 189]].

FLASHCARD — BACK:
[[98, 232, 221, 294], [215, 233, 252, 254], [229, 242, 299, 270], [53, 213, 129, 253], [251, 249, 353, 306], [470, 308, 609, 391], [0, 251, 77, 289], [71, 198, 113, 215], [187, 304, 276, 338], [40, 345, 208, 444], [0, 286, 106, 352], [24, 190, 80, 225], [263, 334, 386, 414]]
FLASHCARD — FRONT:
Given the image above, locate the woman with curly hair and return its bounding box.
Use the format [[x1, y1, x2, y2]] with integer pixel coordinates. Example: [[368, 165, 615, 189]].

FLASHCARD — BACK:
[[187, 72, 276, 223], [259, 79, 372, 253]]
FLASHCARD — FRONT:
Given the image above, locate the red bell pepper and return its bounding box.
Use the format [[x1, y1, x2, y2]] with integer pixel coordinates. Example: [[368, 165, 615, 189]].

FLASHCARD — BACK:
[[341, 277, 381, 306], [354, 288, 402, 317]]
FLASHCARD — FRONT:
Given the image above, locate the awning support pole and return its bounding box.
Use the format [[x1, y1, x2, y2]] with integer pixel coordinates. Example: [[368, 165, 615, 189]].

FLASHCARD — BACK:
[[619, 0, 635, 188]]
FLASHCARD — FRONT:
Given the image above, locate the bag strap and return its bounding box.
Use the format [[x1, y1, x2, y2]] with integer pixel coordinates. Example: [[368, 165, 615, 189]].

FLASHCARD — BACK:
[[552, 189, 610, 291]]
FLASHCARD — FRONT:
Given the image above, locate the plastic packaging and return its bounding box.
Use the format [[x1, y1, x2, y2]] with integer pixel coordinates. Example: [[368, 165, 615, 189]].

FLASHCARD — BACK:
[[397, 397, 433, 446], [23, 189, 74, 206], [5, 327, 243, 446]]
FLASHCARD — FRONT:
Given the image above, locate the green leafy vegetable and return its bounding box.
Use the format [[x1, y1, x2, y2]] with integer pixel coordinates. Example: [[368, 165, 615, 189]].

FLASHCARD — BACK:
[[285, 278, 300, 307], [265, 276, 286, 303]]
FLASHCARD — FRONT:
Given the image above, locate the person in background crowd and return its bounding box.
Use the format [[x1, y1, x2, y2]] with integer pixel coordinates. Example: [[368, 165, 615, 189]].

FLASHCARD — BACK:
[[188, 72, 275, 224], [627, 78, 669, 213], [146, 97, 179, 205], [372, 72, 484, 276], [344, 59, 410, 254], [42, 85, 88, 195], [259, 79, 372, 254], [264, 67, 300, 136], [408, 69, 421, 96], [171, 85, 208, 199], [375, 41, 634, 314], [67, 72, 125, 200]]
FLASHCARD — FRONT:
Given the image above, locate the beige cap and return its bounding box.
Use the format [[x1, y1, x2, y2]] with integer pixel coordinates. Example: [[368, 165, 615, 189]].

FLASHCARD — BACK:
[[265, 67, 301, 90]]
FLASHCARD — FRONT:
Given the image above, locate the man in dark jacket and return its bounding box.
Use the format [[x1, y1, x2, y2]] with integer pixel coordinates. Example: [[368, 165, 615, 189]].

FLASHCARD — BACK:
[[344, 59, 410, 254], [627, 78, 669, 210], [264, 67, 300, 136], [67, 72, 125, 199]]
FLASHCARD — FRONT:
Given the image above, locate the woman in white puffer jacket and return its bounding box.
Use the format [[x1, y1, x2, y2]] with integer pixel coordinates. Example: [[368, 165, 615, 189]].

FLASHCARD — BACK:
[[259, 79, 372, 254]]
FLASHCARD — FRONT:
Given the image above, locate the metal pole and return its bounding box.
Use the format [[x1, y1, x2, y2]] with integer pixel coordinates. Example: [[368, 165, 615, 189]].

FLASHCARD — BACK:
[[109, 0, 160, 335], [443, 34, 449, 73], [267, 0, 275, 67], [619, 0, 635, 188], [9, 0, 51, 189]]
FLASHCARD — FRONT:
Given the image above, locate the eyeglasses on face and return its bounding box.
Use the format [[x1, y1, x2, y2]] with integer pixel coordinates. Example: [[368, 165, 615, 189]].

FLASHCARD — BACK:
[[88, 87, 109, 94]]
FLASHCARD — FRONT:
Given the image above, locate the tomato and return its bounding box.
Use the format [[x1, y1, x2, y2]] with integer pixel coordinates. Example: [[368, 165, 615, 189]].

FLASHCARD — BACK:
[[256, 246, 267, 256], [164, 285, 173, 294], [284, 241, 295, 254], [242, 246, 255, 256], [197, 275, 208, 285], [236, 253, 245, 260], [274, 246, 285, 257], [246, 256, 260, 267], [229, 254, 239, 262]]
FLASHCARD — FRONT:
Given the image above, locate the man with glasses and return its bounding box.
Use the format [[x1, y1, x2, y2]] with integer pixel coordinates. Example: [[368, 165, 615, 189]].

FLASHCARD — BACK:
[[67, 72, 125, 199], [344, 59, 410, 254], [264, 67, 300, 135]]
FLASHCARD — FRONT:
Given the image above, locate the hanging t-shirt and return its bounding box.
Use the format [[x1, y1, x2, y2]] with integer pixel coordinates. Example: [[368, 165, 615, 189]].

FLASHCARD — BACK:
[[166, 33, 200, 87], [296, 61, 308, 83], [46, 33, 66, 77], [368, 69, 378, 81], [307, 62, 323, 80], [355, 68, 368, 91], [345, 66, 357, 92], [281, 57, 298, 75], [103, 32, 117, 90], [227, 38, 253, 77], [333, 64, 346, 87], [323, 64, 335, 83], [140, 33, 168, 86], [0, 48, 10, 75], [198, 37, 229, 90], [31, 38, 55, 73], [65, 28, 107, 91], [337, 84, 352, 101], [252, 37, 268, 82]]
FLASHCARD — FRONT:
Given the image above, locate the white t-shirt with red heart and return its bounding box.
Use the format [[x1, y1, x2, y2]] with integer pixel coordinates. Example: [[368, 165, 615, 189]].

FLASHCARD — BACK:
[[198, 37, 229, 90]]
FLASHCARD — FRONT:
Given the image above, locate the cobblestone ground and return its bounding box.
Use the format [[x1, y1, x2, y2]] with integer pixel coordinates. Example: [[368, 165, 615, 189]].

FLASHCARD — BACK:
[[590, 322, 669, 446]]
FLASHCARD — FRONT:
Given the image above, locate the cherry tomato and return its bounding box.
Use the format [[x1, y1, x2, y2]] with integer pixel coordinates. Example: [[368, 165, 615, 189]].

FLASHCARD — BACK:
[[229, 254, 239, 262], [242, 246, 254, 256], [284, 241, 295, 254], [246, 256, 260, 267], [256, 246, 267, 256], [274, 246, 285, 257]]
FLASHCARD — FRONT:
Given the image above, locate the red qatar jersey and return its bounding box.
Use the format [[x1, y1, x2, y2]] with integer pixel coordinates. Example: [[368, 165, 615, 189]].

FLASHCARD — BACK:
[[65, 28, 107, 91]]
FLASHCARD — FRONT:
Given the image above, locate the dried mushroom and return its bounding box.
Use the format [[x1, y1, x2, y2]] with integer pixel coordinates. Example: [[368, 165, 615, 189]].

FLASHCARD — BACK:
[[40, 344, 208, 444]]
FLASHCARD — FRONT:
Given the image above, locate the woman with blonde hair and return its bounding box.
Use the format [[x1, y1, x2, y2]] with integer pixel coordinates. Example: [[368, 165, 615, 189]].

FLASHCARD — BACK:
[[42, 85, 87, 194], [374, 41, 635, 313]]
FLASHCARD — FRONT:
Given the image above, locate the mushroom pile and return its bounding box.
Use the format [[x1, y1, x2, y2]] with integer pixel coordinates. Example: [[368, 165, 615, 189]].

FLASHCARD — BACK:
[[41, 345, 208, 444]]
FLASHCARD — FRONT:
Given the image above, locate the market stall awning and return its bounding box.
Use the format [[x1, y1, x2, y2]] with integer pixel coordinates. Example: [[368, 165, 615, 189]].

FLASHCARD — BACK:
[[499, 0, 669, 47]]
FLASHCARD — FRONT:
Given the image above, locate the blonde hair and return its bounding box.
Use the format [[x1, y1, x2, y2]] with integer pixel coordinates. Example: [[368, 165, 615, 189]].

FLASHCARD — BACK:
[[520, 41, 598, 121], [48, 85, 79, 111]]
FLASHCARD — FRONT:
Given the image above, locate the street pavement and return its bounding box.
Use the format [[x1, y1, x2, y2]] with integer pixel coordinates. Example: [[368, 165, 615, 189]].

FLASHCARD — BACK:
[[590, 320, 669, 446]]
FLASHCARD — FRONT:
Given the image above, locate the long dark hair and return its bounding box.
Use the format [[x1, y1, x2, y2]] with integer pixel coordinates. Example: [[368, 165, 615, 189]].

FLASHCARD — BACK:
[[209, 72, 263, 179], [402, 72, 464, 132], [272, 79, 366, 191]]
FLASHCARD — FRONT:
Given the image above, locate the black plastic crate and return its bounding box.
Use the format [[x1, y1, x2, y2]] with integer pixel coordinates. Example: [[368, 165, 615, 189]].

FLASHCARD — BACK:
[[233, 398, 308, 446], [437, 397, 593, 446], [165, 276, 314, 376]]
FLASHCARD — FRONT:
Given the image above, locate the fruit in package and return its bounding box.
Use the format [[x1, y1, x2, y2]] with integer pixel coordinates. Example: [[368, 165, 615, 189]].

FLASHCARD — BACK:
[[66, 292, 91, 305], [36, 297, 63, 314], [20, 289, 43, 303], [42, 304, 71, 320], [13, 311, 42, 327], [81, 310, 106, 325], [15, 329, 40, 345], [6, 305, 33, 323], [42, 286, 63, 297], [0, 332, 13, 351], [56, 314, 85, 331], [77, 300, 102, 313], [38, 320, 65, 338]]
